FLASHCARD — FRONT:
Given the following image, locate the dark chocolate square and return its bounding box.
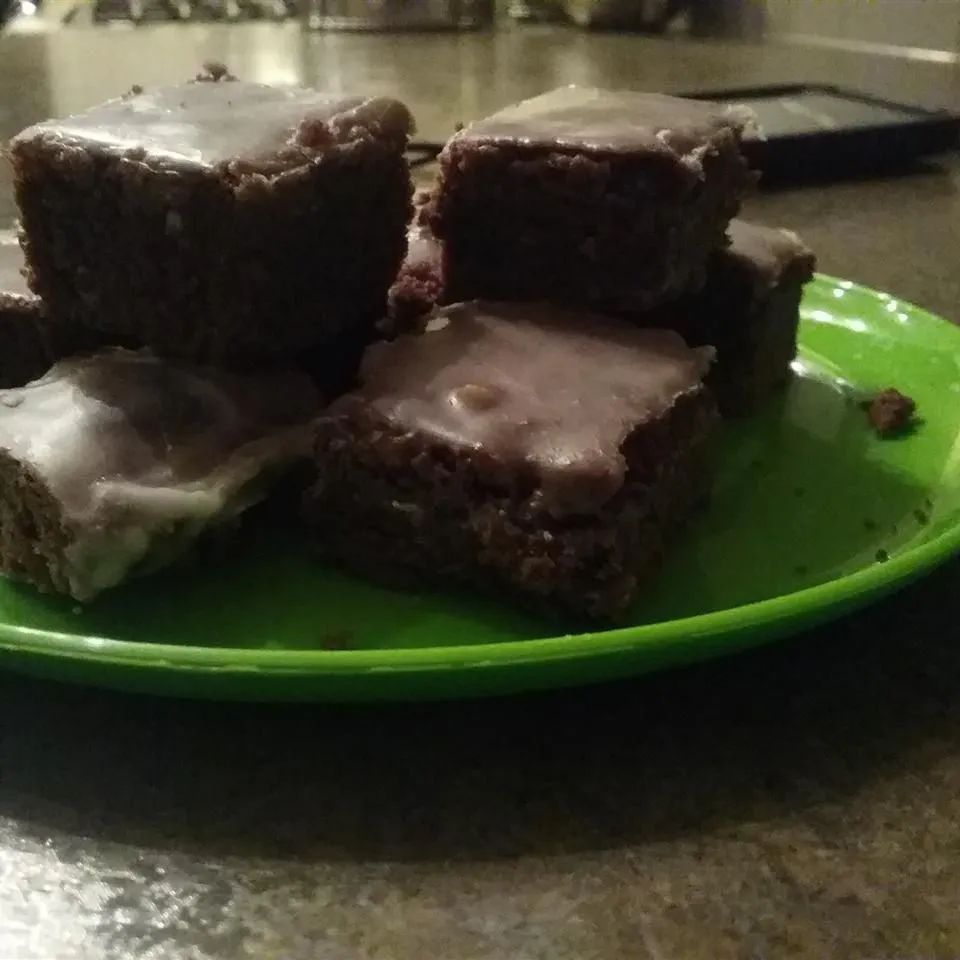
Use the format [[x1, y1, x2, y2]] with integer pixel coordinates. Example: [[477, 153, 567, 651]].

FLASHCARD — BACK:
[[0, 349, 319, 599], [431, 87, 754, 312], [11, 75, 414, 371], [0, 233, 117, 388], [0, 233, 53, 389], [304, 300, 717, 620], [662, 219, 816, 415]]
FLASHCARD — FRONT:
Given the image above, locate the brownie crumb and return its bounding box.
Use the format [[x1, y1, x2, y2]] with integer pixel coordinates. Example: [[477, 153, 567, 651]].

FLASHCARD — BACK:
[[294, 117, 334, 151], [645, 218, 814, 417], [864, 388, 916, 437], [875, 548, 889, 564], [126, 84, 144, 97], [319, 630, 356, 651], [914, 508, 929, 526], [196, 61, 236, 83]]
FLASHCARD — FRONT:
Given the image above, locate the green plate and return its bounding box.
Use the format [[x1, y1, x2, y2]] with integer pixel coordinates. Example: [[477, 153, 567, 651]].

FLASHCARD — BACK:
[[0, 276, 958, 701]]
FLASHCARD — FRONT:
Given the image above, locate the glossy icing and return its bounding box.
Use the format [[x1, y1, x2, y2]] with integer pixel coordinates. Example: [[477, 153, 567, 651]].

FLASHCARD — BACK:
[[13, 80, 413, 173], [0, 349, 319, 598], [450, 86, 752, 163], [339, 300, 712, 514]]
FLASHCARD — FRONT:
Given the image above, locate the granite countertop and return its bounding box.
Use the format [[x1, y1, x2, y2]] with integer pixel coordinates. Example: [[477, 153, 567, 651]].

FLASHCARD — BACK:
[[1, 23, 960, 960]]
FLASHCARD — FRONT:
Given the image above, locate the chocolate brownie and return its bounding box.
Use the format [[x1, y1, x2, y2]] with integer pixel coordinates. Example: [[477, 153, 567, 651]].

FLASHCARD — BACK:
[[304, 301, 716, 621], [379, 211, 814, 417], [659, 219, 815, 415], [0, 233, 50, 388], [384, 193, 444, 336], [431, 87, 754, 312], [0, 349, 320, 600], [11, 70, 414, 373], [0, 232, 117, 388]]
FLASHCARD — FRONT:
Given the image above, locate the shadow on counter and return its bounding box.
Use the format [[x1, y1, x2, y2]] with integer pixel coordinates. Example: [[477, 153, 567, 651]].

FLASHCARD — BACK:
[[0, 556, 956, 864]]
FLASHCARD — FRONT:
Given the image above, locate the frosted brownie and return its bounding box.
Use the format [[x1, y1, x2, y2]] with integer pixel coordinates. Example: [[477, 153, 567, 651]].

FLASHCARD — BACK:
[[0, 232, 118, 388], [662, 219, 816, 415], [11, 69, 414, 371], [0, 233, 50, 388], [379, 212, 814, 416], [430, 87, 754, 312], [384, 192, 444, 336], [304, 301, 716, 620], [0, 349, 319, 600]]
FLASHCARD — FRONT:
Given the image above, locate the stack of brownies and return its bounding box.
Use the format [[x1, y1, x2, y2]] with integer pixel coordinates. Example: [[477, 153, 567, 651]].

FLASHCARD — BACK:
[[0, 69, 414, 600], [309, 86, 815, 618], [0, 75, 814, 621]]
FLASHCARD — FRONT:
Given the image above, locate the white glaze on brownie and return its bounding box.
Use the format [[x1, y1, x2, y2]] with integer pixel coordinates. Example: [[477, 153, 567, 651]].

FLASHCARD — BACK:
[[451, 86, 753, 166], [12, 80, 414, 174], [0, 349, 319, 599], [338, 300, 713, 514]]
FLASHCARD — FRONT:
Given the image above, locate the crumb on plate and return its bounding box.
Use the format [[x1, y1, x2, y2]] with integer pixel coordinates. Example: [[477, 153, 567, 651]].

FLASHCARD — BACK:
[[863, 388, 916, 437]]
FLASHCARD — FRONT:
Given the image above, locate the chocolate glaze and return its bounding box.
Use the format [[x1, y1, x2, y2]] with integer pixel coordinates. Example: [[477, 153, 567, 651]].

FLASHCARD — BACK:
[[450, 86, 752, 164], [726, 219, 816, 287], [12, 80, 414, 174], [0, 350, 320, 598], [0, 233, 34, 304], [338, 301, 712, 515]]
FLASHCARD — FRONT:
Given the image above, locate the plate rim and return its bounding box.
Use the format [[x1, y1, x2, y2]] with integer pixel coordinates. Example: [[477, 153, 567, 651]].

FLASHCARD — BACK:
[[0, 275, 958, 677]]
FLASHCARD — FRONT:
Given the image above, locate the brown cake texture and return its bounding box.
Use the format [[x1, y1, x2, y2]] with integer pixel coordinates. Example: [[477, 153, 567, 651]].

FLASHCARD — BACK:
[[431, 86, 754, 313], [10, 71, 414, 375], [864, 388, 916, 437], [0, 232, 115, 388], [656, 219, 816, 415], [0, 233, 50, 389], [304, 301, 716, 620], [379, 212, 814, 417], [0, 349, 320, 600], [384, 192, 444, 336]]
